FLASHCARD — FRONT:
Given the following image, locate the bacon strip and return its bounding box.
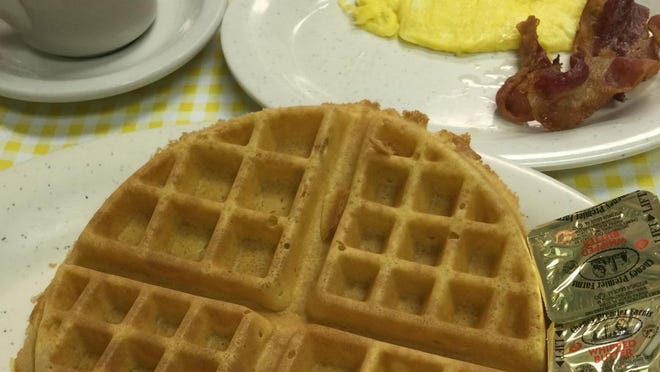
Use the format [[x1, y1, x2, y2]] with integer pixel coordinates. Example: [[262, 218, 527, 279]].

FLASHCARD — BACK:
[[592, 0, 649, 55], [649, 15, 660, 43], [496, 0, 660, 131]]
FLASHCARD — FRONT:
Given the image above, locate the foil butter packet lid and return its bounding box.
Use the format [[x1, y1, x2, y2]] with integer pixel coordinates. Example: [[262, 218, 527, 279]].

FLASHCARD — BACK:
[[549, 296, 660, 371], [528, 190, 660, 324]]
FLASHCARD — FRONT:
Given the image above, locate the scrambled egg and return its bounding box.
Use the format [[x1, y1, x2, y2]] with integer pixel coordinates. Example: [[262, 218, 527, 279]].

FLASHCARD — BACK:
[[339, 0, 587, 54]]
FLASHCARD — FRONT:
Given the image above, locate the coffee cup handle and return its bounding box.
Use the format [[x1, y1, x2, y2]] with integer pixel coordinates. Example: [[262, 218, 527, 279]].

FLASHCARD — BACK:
[[0, 0, 30, 32]]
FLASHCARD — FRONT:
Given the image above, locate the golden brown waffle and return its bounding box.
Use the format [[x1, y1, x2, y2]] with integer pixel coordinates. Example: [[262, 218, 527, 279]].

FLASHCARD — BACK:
[[15, 102, 546, 371]]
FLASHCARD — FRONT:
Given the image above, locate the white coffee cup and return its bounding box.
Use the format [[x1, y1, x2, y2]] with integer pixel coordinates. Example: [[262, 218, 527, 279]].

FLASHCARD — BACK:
[[0, 0, 156, 57]]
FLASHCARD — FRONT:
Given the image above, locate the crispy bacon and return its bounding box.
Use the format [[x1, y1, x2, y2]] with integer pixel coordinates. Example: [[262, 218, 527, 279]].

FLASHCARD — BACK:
[[533, 54, 590, 95], [592, 0, 649, 55], [649, 15, 660, 43], [496, 0, 660, 131]]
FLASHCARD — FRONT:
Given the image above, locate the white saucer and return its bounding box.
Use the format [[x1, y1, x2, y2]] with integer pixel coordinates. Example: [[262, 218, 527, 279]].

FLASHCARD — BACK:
[[0, 0, 227, 103]]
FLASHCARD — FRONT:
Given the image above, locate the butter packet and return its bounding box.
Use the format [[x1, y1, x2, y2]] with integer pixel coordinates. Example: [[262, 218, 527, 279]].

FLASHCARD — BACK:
[[548, 296, 660, 371], [528, 190, 660, 324]]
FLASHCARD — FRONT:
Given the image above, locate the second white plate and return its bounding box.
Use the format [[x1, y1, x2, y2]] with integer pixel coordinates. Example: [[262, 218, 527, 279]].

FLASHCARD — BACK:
[[0, 0, 227, 103], [0, 123, 594, 363], [221, 0, 660, 170]]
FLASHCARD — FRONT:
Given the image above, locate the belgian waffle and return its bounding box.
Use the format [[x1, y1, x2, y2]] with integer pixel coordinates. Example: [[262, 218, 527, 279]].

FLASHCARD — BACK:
[[15, 101, 546, 371]]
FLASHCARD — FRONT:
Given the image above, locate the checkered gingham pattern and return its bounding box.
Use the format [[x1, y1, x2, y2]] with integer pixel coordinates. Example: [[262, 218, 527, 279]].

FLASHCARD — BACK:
[[549, 149, 660, 203], [0, 33, 259, 169], [0, 31, 659, 204]]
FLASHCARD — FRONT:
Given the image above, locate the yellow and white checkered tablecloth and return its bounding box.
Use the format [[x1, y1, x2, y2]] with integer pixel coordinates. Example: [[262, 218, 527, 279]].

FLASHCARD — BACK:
[[1, 32, 659, 205]]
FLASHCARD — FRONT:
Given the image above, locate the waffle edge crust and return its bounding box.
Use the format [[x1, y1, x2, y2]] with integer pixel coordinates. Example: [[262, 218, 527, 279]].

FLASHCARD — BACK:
[[14, 101, 546, 372]]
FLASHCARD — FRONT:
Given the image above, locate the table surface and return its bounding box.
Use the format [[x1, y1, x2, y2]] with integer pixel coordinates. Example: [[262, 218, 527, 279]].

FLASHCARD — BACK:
[[1, 31, 659, 206]]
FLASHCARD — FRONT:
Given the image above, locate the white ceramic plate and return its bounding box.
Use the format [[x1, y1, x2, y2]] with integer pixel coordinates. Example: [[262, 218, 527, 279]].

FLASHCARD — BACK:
[[221, 0, 660, 170], [0, 0, 227, 103], [0, 123, 593, 364]]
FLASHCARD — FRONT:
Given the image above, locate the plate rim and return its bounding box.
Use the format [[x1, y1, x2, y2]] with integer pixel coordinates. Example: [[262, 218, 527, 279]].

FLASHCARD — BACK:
[[0, 0, 227, 103]]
